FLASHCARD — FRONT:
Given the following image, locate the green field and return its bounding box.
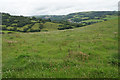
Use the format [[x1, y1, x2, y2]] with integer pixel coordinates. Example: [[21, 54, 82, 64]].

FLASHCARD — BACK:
[[42, 22, 62, 31], [103, 15, 118, 20], [81, 19, 104, 23], [2, 18, 118, 78]]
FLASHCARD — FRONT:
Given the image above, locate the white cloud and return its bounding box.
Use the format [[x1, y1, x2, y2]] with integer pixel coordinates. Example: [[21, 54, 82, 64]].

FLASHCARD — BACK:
[[0, 0, 119, 16]]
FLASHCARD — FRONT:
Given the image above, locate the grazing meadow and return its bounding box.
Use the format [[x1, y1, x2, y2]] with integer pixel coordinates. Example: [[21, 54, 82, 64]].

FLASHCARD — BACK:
[[2, 18, 118, 78]]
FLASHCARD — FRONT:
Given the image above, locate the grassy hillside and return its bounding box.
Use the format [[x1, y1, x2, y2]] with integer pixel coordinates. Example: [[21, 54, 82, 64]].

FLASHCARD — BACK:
[[1, 13, 55, 33], [1, 12, 118, 33], [2, 18, 118, 78], [36, 11, 118, 23], [42, 22, 63, 31], [1, 13, 76, 33]]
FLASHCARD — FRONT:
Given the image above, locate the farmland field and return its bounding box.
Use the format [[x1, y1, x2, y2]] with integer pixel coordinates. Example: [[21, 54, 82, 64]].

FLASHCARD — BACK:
[[2, 18, 118, 78]]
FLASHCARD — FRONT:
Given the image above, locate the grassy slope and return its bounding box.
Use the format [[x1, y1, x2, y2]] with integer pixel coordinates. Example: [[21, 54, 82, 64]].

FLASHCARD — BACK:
[[103, 15, 118, 20], [81, 19, 104, 22], [31, 23, 40, 30], [73, 15, 118, 23], [2, 18, 118, 78], [42, 22, 62, 31], [2, 22, 62, 33]]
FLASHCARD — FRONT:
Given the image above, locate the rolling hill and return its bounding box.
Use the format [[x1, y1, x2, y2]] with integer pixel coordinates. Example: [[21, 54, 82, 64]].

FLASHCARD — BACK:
[[1, 11, 118, 34], [35, 11, 118, 23], [2, 17, 118, 78], [1, 13, 66, 33]]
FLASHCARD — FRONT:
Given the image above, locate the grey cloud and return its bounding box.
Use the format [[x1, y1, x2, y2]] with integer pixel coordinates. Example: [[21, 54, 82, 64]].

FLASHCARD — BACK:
[[0, 0, 119, 16]]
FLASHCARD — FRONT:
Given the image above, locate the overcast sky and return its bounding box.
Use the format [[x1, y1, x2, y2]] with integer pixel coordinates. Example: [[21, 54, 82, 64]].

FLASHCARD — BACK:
[[0, 0, 119, 16]]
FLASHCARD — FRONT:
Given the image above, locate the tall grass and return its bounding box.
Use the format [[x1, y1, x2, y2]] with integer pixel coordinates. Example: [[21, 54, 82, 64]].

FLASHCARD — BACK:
[[2, 18, 118, 78]]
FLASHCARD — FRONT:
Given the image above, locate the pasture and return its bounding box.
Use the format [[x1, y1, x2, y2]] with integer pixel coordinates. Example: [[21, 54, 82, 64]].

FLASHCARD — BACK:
[[2, 18, 118, 78]]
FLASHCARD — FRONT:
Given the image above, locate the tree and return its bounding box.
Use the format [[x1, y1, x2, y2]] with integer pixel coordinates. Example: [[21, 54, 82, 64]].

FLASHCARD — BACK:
[[39, 23, 43, 29], [32, 17, 36, 20]]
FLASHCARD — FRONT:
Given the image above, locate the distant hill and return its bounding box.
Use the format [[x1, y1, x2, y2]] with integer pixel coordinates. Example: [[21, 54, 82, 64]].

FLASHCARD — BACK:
[[0, 13, 67, 33], [0, 11, 118, 33], [35, 11, 118, 22]]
